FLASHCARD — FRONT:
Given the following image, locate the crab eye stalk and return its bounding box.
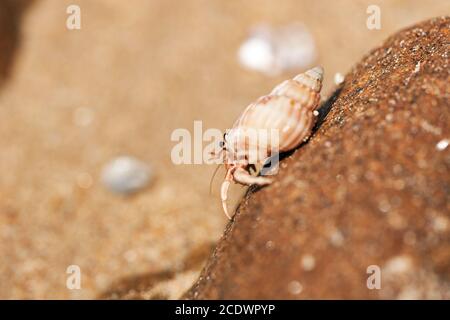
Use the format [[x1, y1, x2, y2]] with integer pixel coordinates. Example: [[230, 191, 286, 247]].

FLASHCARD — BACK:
[[218, 66, 323, 219]]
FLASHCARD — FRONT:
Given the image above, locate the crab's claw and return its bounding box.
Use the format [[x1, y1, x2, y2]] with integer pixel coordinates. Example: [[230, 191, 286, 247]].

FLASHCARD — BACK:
[[221, 179, 232, 219], [220, 167, 272, 220]]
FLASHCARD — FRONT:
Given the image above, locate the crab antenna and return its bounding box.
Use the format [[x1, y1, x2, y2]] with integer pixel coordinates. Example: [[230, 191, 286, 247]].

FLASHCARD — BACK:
[[209, 164, 223, 195]]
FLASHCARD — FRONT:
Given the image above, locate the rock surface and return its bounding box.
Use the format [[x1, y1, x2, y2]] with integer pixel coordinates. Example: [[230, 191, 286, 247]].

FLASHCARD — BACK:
[[0, 0, 32, 85], [184, 17, 450, 299]]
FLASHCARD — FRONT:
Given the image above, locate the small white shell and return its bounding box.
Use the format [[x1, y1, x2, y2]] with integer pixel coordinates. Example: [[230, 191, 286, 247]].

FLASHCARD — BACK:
[[334, 72, 345, 85], [226, 66, 323, 161], [238, 23, 317, 75], [101, 156, 152, 194]]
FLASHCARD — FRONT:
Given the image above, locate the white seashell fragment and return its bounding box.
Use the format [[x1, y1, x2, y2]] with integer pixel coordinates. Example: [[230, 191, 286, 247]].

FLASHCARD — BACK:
[[238, 36, 274, 74], [238, 23, 316, 75], [101, 156, 152, 194], [436, 139, 449, 151], [384, 255, 414, 276], [413, 61, 421, 73], [301, 254, 316, 271], [334, 72, 345, 85]]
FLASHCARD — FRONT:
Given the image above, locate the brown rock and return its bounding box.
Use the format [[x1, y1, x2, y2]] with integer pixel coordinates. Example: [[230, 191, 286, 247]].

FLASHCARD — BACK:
[[0, 0, 33, 85], [184, 17, 450, 299]]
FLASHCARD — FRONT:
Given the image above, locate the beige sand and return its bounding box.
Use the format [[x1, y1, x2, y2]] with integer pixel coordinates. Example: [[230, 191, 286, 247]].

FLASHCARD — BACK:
[[0, 0, 447, 299]]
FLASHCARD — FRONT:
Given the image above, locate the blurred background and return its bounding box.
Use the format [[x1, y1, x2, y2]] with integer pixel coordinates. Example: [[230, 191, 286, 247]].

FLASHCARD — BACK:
[[0, 0, 448, 299]]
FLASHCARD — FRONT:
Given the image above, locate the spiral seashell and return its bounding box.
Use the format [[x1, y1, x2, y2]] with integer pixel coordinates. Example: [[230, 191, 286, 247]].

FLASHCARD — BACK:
[[219, 66, 324, 219], [226, 66, 323, 160]]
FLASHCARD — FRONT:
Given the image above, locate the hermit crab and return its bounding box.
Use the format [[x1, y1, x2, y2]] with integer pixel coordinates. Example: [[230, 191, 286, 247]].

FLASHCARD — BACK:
[[213, 66, 324, 219]]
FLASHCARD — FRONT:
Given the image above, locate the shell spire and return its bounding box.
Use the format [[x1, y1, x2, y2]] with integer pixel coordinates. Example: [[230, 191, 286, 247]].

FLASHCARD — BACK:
[[219, 66, 324, 219], [294, 66, 323, 92]]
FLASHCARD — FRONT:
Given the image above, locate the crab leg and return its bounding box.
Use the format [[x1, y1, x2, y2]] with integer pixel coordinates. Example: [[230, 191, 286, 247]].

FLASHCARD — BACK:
[[221, 169, 234, 219], [221, 167, 272, 220], [233, 167, 272, 186]]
